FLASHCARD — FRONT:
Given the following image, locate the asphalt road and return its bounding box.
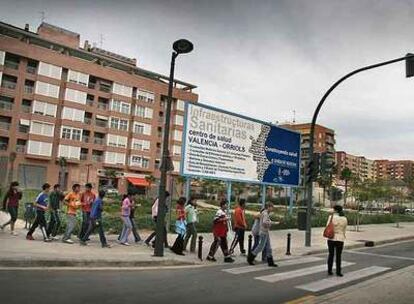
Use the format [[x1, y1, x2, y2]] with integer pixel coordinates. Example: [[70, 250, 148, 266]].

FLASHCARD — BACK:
[[1, 241, 414, 304]]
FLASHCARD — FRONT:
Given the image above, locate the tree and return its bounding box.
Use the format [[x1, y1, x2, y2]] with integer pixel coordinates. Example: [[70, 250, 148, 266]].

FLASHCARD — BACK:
[[145, 174, 156, 198], [317, 174, 332, 207], [340, 167, 353, 207], [175, 175, 186, 196], [232, 182, 245, 202], [104, 169, 117, 187]]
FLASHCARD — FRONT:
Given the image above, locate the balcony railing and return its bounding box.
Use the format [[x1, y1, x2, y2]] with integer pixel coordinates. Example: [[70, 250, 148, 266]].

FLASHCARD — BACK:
[[21, 105, 31, 113], [0, 122, 11, 130], [26, 66, 36, 74], [82, 136, 90, 143], [0, 100, 13, 111], [92, 155, 103, 162], [88, 83, 96, 89], [84, 117, 92, 125], [93, 137, 105, 145], [24, 86, 34, 94], [0, 143, 8, 151], [86, 99, 94, 106], [16, 145, 26, 153], [95, 120, 108, 128], [19, 125, 29, 133], [4, 60, 19, 70], [97, 103, 108, 110], [80, 153, 88, 161], [1, 81, 17, 90], [99, 85, 111, 93]]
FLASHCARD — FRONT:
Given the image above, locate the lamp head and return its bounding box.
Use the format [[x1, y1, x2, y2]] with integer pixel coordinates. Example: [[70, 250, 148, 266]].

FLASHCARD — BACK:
[[173, 39, 193, 54]]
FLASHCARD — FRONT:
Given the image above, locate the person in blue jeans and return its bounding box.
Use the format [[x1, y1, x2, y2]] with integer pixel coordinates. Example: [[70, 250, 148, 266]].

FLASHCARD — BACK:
[[26, 183, 52, 242], [80, 190, 111, 248]]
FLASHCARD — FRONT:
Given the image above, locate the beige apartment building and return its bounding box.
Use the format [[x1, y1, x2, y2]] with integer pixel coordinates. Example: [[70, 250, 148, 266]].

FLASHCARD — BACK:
[[0, 21, 198, 193], [335, 151, 376, 181]]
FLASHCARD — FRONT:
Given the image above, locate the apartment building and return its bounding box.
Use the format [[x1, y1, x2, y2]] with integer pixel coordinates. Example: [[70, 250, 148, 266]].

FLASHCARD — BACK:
[[335, 151, 376, 181], [375, 160, 414, 181], [0, 21, 198, 192]]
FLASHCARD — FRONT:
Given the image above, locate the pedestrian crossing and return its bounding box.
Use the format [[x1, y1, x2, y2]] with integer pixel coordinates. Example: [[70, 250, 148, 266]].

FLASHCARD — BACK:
[[221, 256, 392, 293]]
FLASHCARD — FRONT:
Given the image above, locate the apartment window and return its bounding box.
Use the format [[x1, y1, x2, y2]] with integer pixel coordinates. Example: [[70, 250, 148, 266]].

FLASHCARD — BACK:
[[174, 115, 184, 126], [0, 50, 4, 66], [61, 126, 82, 141], [173, 130, 182, 141], [173, 161, 180, 172], [35, 81, 60, 99], [107, 134, 127, 148], [173, 145, 182, 156], [1, 74, 17, 90], [110, 99, 130, 114], [27, 140, 52, 157], [58, 145, 81, 160], [135, 105, 153, 118], [142, 158, 150, 168], [65, 88, 87, 105], [19, 119, 30, 133], [111, 100, 121, 112], [110, 117, 129, 131], [112, 82, 132, 97], [38, 62, 62, 80], [133, 122, 151, 135], [132, 139, 150, 151], [176, 100, 185, 111], [32, 100, 57, 117], [137, 90, 155, 103], [30, 121, 54, 137], [130, 155, 150, 168], [67, 69, 89, 86], [61, 107, 85, 122], [104, 151, 125, 165]]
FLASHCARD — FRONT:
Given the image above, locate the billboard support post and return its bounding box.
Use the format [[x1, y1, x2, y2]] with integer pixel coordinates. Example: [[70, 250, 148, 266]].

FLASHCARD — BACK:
[[261, 184, 266, 208], [185, 177, 191, 198], [289, 187, 294, 215]]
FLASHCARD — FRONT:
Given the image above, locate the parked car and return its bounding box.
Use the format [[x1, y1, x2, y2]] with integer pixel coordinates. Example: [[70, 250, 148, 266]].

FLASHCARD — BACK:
[[101, 186, 119, 195]]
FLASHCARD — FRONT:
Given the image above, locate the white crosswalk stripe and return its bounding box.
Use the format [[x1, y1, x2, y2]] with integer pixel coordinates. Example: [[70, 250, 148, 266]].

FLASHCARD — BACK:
[[254, 261, 355, 283], [222, 256, 324, 275], [296, 266, 391, 292]]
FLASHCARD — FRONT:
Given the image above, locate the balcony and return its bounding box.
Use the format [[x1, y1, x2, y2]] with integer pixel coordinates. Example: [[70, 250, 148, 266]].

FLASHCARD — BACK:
[[95, 120, 108, 128], [0, 122, 11, 131], [82, 136, 90, 143], [93, 137, 105, 145], [99, 84, 111, 93], [88, 83, 96, 89], [97, 103, 108, 110], [1, 81, 17, 90], [4, 60, 19, 70], [18, 125, 29, 133], [86, 99, 94, 107], [92, 155, 103, 162], [0, 142, 8, 151], [84, 117, 92, 125], [80, 153, 88, 161], [24, 86, 34, 94], [0, 100, 13, 111], [16, 145, 26, 153], [21, 104, 31, 113]]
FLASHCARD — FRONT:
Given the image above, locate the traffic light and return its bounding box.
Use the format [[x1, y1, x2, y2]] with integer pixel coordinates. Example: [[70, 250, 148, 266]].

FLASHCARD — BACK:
[[406, 53, 414, 78], [305, 153, 320, 184], [320, 152, 335, 176]]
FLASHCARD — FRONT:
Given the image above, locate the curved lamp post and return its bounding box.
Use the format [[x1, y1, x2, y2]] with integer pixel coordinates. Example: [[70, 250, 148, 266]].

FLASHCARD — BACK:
[[305, 53, 414, 247], [154, 39, 193, 257]]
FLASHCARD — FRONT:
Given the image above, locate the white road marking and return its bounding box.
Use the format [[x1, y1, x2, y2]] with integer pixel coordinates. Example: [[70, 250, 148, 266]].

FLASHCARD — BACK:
[[296, 266, 391, 292], [346, 250, 414, 261], [255, 261, 355, 283], [223, 256, 324, 275]]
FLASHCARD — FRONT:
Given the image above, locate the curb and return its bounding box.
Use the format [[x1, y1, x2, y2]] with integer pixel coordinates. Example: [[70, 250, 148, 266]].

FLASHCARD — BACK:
[[0, 258, 198, 268], [302, 235, 414, 256]]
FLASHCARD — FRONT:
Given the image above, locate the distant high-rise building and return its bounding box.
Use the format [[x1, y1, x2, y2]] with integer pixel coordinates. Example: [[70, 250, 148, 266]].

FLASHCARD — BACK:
[[0, 21, 198, 192], [375, 160, 414, 181], [335, 151, 376, 181]]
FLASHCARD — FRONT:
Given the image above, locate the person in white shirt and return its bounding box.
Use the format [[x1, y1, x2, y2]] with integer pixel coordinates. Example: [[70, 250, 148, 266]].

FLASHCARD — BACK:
[[326, 205, 348, 277], [144, 191, 170, 248]]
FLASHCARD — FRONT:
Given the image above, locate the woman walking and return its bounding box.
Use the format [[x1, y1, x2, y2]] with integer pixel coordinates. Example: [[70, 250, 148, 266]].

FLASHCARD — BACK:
[[170, 197, 187, 255], [183, 197, 198, 253], [326, 205, 348, 277], [247, 202, 279, 267], [1, 181, 22, 236], [119, 192, 135, 246]]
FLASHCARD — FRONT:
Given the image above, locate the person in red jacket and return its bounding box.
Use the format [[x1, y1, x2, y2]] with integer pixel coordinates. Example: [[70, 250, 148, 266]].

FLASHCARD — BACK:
[[229, 199, 247, 256], [206, 200, 234, 263]]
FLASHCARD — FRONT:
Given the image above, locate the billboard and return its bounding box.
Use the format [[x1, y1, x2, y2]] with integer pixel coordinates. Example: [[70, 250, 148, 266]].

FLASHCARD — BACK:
[[180, 103, 301, 186]]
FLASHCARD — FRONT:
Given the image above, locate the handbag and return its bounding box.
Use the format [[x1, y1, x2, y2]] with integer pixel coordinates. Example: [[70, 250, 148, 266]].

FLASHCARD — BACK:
[[323, 214, 335, 239]]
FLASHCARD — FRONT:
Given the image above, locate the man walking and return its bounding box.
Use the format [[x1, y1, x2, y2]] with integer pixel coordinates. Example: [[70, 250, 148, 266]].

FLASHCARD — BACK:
[[26, 183, 52, 242], [206, 200, 234, 263], [229, 199, 247, 256], [144, 191, 170, 248], [79, 183, 95, 240], [80, 190, 111, 248], [62, 184, 81, 244], [46, 184, 63, 240]]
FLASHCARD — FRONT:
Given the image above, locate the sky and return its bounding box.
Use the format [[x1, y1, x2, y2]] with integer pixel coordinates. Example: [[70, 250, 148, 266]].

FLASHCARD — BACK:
[[1, 0, 414, 160]]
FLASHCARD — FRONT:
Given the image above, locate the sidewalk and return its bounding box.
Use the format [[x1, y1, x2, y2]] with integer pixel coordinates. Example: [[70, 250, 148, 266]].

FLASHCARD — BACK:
[[1, 211, 414, 267]]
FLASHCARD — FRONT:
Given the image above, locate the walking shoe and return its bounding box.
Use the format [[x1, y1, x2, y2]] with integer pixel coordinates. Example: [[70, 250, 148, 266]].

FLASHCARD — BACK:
[[79, 241, 88, 246], [44, 238, 53, 242], [267, 257, 278, 267], [336, 273, 344, 277], [121, 242, 130, 246], [247, 253, 256, 265], [63, 239, 74, 244], [102, 244, 112, 248], [11, 231, 18, 236], [52, 236, 60, 241], [26, 235, 34, 241], [224, 257, 235, 263], [206, 256, 217, 262], [144, 241, 151, 247], [0, 225, 4, 231], [240, 252, 247, 256], [328, 271, 333, 276]]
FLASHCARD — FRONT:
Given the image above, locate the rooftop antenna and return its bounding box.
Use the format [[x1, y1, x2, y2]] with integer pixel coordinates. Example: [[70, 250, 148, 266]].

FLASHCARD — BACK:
[[99, 34, 104, 48], [292, 110, 296, 124], [39, 11, 46, 23]]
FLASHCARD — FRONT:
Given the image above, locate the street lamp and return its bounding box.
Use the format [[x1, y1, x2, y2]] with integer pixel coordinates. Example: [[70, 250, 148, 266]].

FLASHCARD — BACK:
[[304, 53, 414, 247], [154, 39, 193, 257]]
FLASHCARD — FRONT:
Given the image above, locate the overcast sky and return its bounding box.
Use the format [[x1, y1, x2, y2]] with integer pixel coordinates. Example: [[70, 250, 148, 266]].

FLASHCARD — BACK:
[[1, 0, 414, 160]]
